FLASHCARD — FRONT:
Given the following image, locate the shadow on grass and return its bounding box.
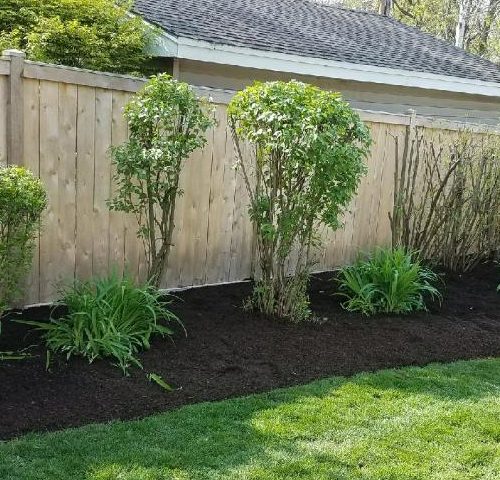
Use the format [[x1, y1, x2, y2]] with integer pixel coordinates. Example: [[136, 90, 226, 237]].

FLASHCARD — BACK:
[[1, 358, 498, 480]]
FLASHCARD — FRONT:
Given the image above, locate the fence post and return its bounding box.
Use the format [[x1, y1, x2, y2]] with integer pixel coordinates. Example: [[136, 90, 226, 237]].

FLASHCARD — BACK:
[[3, 49, 25, 166], [406, 108, 417, 129], [406, 108, 418, 149]]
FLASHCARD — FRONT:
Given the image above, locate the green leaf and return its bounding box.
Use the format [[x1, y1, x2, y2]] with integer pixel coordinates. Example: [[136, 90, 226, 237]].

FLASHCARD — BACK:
[[147, 372, 174, 391]]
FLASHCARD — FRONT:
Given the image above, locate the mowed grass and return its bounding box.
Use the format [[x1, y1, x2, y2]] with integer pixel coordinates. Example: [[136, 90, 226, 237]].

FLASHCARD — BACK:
[[1, 359, 499, 480]]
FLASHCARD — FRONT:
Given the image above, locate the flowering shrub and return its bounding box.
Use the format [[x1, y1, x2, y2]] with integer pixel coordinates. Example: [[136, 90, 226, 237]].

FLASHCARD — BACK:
[[109, 74, 214, 285], [228, 81, 370, 322]]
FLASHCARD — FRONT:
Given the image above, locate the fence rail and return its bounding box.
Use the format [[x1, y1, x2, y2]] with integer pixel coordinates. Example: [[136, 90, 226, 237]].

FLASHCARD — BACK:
[[0, 50, 496, 305]]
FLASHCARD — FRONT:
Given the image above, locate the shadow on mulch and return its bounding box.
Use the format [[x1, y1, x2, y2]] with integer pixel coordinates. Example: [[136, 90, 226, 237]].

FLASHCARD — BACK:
[[0, 263, 498, 440]]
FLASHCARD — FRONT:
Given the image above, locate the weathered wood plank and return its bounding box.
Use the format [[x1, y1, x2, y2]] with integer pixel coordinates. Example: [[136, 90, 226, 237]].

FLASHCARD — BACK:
[[38, 80, 60, 301], [92, 88, 112, 278], [228, 139, 254, 282], [57, 83, 78, 288], [109, 91, 129, 278], [21, 78, 40, 303], [75, 86, 96, 281], [181, 120, 214, 286], [24, 61, 145, 93], [165, 158, 189, 287], [204, 106, 238, 284]]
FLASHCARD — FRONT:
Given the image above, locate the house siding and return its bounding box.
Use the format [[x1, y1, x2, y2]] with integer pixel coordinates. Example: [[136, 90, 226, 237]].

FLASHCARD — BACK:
[[177, 59, 500, 126]]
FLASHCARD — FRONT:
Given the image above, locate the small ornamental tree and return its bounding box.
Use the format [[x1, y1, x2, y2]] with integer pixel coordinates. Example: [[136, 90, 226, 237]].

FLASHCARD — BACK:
[[228, 80, 371, 322], [0, 166, 47, 315], [109, 74, 214, 286]]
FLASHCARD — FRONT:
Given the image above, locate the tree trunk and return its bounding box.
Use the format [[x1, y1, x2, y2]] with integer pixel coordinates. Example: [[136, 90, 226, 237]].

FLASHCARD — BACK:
[[379, 0, 393, 16], [477, 0, 499, 56], [455, 1, 468, 48]]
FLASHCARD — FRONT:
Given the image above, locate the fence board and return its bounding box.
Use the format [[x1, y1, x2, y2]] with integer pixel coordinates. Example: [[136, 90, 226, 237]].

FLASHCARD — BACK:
[[228, 140, 254, 282], [108, 91, 129, 278], [182, 124, 214, 286], [75, 85, 96, 281], [376, 124, 405, 247], [165, 157, 188, 287], [355, 122, 386, 252], [92, 88, 113, 278], [22, 78, 40, 303], [204, 106, 238, 284], [38, 80, 60, 301], [57, 83, 78, 289]]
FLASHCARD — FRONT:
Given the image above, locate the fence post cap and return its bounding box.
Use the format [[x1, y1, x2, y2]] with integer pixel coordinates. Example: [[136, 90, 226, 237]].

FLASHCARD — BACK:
[[2, 49, 26, 58]]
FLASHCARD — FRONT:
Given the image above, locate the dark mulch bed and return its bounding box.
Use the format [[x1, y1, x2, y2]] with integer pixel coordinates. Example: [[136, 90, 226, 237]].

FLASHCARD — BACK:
[[1, 264, 499, 440]]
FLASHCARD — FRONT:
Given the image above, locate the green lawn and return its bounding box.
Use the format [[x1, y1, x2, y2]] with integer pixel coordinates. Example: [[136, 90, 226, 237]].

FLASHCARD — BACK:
[[1, 359, 499, 480]]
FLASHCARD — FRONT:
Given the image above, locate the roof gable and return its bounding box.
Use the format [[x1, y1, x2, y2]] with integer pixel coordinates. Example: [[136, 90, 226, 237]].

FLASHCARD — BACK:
[[133, 0, 500, 84]]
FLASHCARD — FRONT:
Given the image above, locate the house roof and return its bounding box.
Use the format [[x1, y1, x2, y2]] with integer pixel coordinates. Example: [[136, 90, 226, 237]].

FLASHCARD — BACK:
[[133, 0, 500, 85]]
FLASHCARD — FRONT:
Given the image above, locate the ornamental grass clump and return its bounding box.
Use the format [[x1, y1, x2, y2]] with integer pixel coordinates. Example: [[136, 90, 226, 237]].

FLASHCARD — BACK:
[[337, 247, 441, 316], [228, 80, 370, 322], [0, 165, 46, 316], [109, 74, 214, 286], [22, 274, 180, 373]]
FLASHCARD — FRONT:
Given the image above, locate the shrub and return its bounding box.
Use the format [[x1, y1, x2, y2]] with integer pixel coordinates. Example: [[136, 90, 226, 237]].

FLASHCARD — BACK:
[[109, 74, 214, 286], [21, 274, 180, 373], [228, 80, 370, 322], [0, 165, 46, 316], [391, 128, 500, 272], [337, 248, 441, 315]]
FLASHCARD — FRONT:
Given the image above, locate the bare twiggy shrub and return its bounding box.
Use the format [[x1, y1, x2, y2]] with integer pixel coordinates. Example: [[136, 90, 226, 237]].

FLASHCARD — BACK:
[[391, 126, 500, 272]]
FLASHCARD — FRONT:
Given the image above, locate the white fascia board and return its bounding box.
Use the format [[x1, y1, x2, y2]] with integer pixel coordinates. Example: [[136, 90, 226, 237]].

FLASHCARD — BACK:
[[157, 32, 500, 98]]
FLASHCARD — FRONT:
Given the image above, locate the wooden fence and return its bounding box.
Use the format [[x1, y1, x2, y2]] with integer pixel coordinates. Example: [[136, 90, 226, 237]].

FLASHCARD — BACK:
[[1, 51, 496, 305]]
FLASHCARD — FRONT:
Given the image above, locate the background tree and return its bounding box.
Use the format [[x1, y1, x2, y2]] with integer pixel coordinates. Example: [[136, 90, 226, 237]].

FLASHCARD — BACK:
[[228, 81, 370, 322], [0, 0, 153, 74], [109, 74, 214, 286], [317, 0, 500, 62]]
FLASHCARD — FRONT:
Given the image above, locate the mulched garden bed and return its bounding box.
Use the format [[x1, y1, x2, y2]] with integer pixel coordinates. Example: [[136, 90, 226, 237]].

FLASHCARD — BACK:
[[1, 263, 499, 440]]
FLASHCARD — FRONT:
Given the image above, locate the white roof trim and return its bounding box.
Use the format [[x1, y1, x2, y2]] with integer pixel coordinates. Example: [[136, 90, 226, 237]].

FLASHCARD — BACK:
[[155, 33, 500, 98]]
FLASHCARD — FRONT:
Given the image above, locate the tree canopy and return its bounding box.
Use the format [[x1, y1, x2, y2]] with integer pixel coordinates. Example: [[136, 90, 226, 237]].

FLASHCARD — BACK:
[[320, 0, 499, 63], [0, 0, 153, 74]]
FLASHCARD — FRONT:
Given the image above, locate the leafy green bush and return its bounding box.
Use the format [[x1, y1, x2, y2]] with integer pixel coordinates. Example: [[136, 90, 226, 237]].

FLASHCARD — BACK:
[[0, 165, 46, 315], [0, 0, 152, 74], [228, 80, 370, 322], [337, 248, 441, 315], [109, 74, 214, 286], [22, 275, 180, 373]]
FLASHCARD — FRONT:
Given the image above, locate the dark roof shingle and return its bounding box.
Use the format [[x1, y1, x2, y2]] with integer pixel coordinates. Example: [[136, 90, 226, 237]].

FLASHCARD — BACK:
[[133, 0, 500, 84]]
